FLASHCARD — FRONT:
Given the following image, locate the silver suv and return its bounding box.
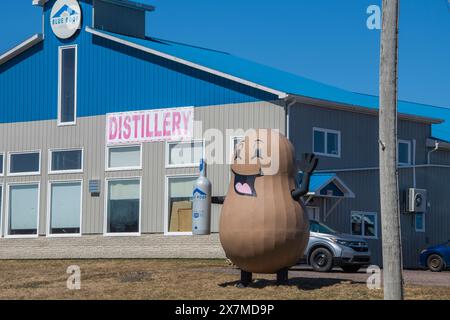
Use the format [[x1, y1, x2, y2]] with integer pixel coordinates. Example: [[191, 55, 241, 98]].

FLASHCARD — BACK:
[[302, 220, 371, 273]]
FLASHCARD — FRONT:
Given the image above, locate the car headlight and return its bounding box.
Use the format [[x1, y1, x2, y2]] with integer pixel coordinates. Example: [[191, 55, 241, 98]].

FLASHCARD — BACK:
[[336, 240, 351, 247]]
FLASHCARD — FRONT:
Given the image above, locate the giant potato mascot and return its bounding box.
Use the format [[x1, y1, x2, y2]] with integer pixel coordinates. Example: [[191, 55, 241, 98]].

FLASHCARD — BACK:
[[214, 129, 318, 287]]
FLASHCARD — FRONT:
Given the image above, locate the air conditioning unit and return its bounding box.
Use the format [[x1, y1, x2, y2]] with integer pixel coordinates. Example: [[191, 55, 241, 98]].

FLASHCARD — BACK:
[[407, 188, 427, 213]]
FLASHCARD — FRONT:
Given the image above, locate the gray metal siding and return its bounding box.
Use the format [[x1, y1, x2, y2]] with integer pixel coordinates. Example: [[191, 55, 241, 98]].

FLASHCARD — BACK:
[[305, 166, 450, 268], [430, 149, 450, 166], [290, 102, 449, 268], [0, 101, 285, 237], [290, 103, 431, 169]]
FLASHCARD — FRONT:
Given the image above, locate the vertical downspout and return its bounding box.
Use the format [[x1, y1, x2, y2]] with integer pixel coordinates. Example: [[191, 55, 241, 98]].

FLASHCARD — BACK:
[[427, 141, 439, 165], [412, 139, 416, 188], [285, 97, 296, 140]]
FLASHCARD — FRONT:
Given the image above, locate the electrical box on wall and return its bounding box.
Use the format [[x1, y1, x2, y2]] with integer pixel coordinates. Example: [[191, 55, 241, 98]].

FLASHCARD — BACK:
[[407, 188, 427, 213], [89, 179, 101, 196]]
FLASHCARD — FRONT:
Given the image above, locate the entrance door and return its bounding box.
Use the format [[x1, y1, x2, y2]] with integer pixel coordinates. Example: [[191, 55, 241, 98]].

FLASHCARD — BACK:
[[306, 207, 320, 221]]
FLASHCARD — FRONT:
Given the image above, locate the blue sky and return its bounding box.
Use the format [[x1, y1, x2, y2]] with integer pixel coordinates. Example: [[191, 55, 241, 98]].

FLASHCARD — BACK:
[[1, 0, 449, 107]]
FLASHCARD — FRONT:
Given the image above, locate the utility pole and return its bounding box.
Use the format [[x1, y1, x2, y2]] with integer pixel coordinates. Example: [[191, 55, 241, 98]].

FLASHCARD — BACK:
[[379, 0, 404, 300]]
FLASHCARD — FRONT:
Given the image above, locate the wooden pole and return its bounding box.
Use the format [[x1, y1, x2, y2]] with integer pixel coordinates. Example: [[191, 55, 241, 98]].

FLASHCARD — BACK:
[[379, 0, 404, 300]]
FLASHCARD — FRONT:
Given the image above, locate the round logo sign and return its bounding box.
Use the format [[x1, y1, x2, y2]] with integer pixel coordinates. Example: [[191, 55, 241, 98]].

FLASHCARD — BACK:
[[50, 0, 82, 39]]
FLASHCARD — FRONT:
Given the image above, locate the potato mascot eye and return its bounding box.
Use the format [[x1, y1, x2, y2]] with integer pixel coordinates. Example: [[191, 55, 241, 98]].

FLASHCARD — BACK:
[[251, 140, 265, 160], [234, 142, 244, 161], [253, 148, 263, 159]]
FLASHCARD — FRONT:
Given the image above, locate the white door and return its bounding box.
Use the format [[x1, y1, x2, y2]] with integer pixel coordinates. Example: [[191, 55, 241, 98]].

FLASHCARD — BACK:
[[306, 207, 320, 221]]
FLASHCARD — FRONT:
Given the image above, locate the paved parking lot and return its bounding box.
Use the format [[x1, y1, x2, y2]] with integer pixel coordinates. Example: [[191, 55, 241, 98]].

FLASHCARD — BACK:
[[290, 266, 450, 287]]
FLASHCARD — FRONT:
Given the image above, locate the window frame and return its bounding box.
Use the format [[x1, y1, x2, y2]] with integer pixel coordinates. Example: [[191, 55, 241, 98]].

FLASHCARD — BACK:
[[350, 211, 378, 239], [48, 148, 84, 174], [0, 152, 4, 177], [57, 44, 78, 126], [46, 179, 83, 238], [7, 150, 41, 177], [103, 176, 142, 237], [415, 213, 425, 233], [0, 183, 3, 237], [312, 127, 341, 158], [105, 144, 143, 172], [165, 140, 205, 169], [164, 174, 197, 236], [398, 139, 411, 166], [5, 182, 41, 239]]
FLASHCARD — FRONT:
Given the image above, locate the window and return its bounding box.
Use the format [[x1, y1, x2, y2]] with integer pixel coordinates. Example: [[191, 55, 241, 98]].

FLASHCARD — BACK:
[[313, 128, 341, 157], [0, 153, 4, 176], [58, 45, 77, 125], [50, 149, 83, 173], [8, 151, 40, 175], [48, 181, 82, 236], [166, 141, 204, 168], [106, 179, 141, 235], [106, 145, 141, 170], [166, 176, 196, 234], [0, 185, 3, 236], [415, 213, 425, 232], [309, 220, 337, 235], [351, 211, 377, 238], [398, 140, 411, 166], [7, 184, 39, 237]]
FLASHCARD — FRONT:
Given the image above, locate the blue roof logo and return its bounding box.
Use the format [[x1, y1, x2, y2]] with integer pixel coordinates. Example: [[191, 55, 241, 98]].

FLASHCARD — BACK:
[[50, 0, 81, 39], [52, 5, 78, 19], [193, 188, 206, 196]]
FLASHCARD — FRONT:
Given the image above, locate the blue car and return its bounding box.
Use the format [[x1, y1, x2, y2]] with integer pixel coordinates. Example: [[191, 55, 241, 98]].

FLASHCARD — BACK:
[[419, 240, 450, 272]]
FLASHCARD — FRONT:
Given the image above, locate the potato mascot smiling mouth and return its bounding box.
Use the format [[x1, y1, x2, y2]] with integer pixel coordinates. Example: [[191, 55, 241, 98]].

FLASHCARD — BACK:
[[216, 129, 318, 287]]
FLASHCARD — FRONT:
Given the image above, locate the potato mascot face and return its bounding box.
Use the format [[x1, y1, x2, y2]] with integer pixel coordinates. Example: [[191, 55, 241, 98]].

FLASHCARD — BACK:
[[219, 129, 310, 274]]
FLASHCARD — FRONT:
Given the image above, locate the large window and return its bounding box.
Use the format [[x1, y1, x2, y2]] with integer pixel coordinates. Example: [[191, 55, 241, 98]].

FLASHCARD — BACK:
[[106, 145, 141, 170], [398, 140, 411, 166], [0, 185, 3, 236], [415, 213, 425, 232], [58, 45, 77, 125], [8, 151, 40, 176], [351, 211, 377, 238], [106, 179, 141, 235], [0, 153, 4, 176], [7, 183, 39, 237], [166, 176, 196, 234], [166, 141, 204, 168], [48, 181, 82, 236], [313, 128, 341, 157], [50, 149, 83, 173]]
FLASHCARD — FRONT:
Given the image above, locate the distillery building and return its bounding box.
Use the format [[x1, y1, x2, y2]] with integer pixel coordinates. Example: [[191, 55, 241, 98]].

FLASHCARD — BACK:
[[1, 0, 450, 268]]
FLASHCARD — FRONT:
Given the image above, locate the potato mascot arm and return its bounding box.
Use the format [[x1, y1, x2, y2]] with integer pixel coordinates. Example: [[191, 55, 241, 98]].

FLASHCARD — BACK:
[[291, 153, 319, 201]]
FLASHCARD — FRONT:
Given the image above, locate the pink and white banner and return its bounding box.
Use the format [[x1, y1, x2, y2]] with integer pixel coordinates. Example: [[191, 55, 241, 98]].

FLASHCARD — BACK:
[[106, 107, 194, 145]]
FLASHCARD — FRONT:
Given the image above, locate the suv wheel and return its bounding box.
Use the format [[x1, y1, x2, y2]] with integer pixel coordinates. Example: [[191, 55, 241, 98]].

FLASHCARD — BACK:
[[310, 247, 333, 272], [341, 265, 361, 273], [427, 254, 445, 272]]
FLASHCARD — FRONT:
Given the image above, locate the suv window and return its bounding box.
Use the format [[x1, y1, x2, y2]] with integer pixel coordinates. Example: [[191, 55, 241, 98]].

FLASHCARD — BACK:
[[310, 220, 337, 235]]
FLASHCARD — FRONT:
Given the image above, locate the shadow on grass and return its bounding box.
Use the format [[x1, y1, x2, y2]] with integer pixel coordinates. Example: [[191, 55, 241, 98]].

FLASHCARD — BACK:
[[219, 277, 364, 290]]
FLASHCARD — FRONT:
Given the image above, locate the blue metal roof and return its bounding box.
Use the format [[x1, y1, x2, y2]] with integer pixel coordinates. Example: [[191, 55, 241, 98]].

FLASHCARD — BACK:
[[308, 173, 337, 193], [93, 29, 450, 142]]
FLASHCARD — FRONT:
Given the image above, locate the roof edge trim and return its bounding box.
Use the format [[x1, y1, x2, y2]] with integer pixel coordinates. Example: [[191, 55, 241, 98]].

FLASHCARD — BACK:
[[32, 0, 48, 6], [426, 138, 450, 151], [0, 33, 44, 66], [85, 27, 288, 99], [98, 0, 155, 12], [290, 95, 444, 125]]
